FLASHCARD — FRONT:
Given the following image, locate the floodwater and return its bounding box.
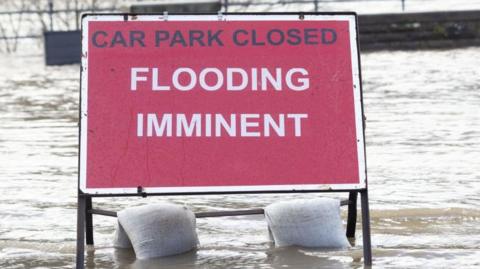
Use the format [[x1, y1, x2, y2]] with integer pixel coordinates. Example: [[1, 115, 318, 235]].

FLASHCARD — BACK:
[[1, 47, 480, 269]]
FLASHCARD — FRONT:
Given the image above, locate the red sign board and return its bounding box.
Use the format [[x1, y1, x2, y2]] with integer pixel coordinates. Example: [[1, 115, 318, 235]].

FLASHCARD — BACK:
[[80, 14, 366, 194]]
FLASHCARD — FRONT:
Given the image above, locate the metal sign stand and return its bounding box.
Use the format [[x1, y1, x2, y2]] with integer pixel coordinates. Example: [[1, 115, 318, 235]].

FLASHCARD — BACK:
[[76, 189, 372, 268]]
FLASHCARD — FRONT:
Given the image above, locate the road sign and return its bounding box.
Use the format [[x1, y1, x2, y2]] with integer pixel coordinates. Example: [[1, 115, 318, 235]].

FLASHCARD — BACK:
[[80, 13, 366, 195]]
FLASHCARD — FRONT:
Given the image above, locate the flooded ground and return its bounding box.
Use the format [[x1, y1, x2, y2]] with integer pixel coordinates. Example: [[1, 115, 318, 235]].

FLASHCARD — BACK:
[[1, 47, 480, 268]]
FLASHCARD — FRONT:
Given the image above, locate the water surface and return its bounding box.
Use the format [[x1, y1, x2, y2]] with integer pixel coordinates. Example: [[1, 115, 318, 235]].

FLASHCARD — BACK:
[[0, 47, 479, 268]]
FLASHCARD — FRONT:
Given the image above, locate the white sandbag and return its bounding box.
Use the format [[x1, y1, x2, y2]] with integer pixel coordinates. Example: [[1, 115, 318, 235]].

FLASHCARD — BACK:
[[113, 221, 133, 249], [265, 198, 350, 248], [117, 203, 198, 259]]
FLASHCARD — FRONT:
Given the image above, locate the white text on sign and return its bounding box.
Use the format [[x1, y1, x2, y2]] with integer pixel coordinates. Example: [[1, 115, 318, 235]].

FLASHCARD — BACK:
[[137, 113, 308, 137], [131, 67, 311, 138], [130, 67, 310, 91]]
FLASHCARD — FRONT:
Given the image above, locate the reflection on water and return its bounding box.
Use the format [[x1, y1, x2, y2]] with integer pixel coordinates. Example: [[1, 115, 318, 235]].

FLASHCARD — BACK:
[[0, 47, 479, 268]]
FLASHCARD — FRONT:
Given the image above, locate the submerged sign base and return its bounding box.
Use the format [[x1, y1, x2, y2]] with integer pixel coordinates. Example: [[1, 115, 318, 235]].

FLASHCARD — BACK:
[[76, 12, 372, 268]]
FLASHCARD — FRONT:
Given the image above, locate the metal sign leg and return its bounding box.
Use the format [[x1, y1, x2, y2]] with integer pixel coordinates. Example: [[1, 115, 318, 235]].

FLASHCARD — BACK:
[[360, 190, 373, 266], [85, 196, 94, 246], [346, 191, 358, 238], [76, 195, 86, 269]]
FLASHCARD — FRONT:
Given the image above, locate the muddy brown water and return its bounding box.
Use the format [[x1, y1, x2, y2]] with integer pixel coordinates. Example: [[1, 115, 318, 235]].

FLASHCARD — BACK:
[[0, 47, 479, 268]]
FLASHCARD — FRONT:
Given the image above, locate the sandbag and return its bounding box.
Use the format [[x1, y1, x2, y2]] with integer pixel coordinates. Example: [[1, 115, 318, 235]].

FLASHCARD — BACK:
[[113, 222, 133, 249], [265, 198, 350, 248], [117, 203, 198, 259]]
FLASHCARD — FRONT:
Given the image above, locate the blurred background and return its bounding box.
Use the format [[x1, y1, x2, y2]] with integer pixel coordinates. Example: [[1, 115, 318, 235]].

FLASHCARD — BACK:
[[1, 1, 479, 268]]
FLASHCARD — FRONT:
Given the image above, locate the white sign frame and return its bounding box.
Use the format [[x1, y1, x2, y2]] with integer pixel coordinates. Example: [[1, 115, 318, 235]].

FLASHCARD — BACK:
[[79, 13, 367, 195]]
